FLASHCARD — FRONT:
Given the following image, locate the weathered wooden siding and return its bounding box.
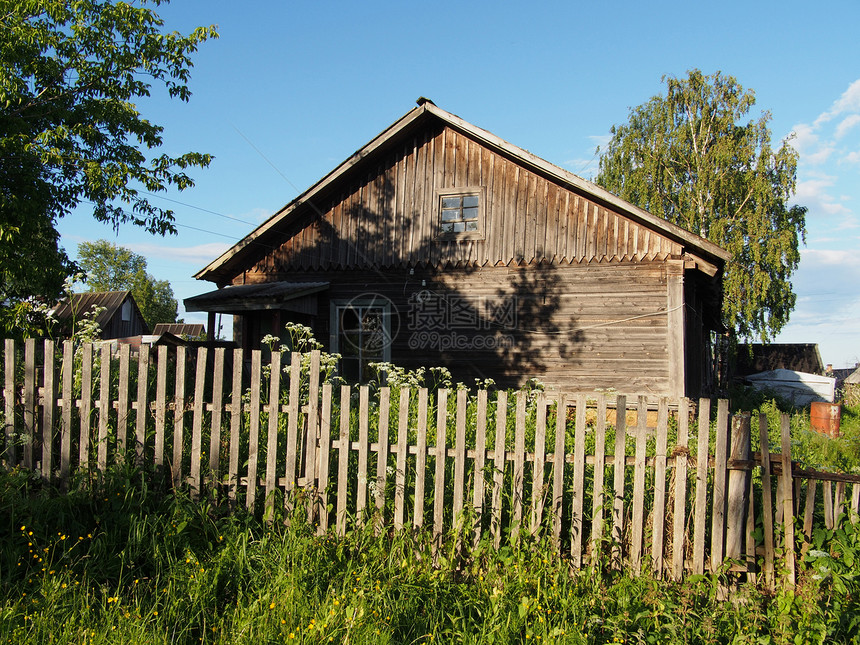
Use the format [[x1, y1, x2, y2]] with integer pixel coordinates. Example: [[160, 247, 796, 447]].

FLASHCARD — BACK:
[[242, 261, 674, 394], [241, 126, 683, 279]]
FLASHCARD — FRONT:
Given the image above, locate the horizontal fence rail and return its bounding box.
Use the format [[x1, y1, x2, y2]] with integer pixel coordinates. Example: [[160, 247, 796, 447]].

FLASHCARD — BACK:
[[3, 339, 860, 588]]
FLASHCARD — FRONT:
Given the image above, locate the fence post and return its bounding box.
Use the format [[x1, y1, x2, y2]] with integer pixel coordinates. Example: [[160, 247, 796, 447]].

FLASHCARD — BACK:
[[758, 413, 776, 590], [779, 413, 796, 587], [41, 339, 57, 480], [710, 399, 729, 573], [4, 339, 17, 466], [725, 413, 751, 562]]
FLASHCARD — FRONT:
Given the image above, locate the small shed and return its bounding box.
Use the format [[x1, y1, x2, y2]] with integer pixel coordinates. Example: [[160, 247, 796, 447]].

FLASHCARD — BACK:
[[52, 291, 148, 339], [746, 369, 836, 405]]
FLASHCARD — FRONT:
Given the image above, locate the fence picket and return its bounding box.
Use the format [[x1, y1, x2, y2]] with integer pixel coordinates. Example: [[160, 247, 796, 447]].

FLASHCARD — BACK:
[[245, 350, 262, 511], [284, 352, 302, 508], [191, 347, 208, 497], [356, 385, 370, 522], [154, 346, 168, 469], [413, 388, 429, 529], [60, 340, 74, 487], [835, 481, 846, 524], [173, 346, 187, 487], [209, 348, 225, 479], [823, 480, 834, 529], [97, 344, 110, 471], [264, 351, 281, 517], [305, 351, 321, 509], [672, 399, 690, 581], [336, 385, 351, 534], [710, 399, 729, 573], [531, 392, 547, 536], [692, 398, 711, 575], [473, 390, 488, 546], [41, 339, 57, 480], [492, 391, 507, 549], [228, 348, 243, 501], [317, 383, 333, 533], [552, 393, 567, 549], [433, 389, 448, 546], [780, 413, 796, 586], [2, 339, 15, 465], [630, 396, 648, 574], [79, 343, 93, 471], [512, 391, 526, 544], [726, 413, 751, 561], [612, 395, 627, 569], [452, 388, 468, 532], [571, 393, 587, 567], [651, 398, 669, 576], [136, 343, 150, 465], [375, 387, 391, 524], [23, 338, 36, 470], [804, 480, 817, 538], [591, 393, 607, 566], [117, 343, 130, 460], [394, 387, 409, 530]]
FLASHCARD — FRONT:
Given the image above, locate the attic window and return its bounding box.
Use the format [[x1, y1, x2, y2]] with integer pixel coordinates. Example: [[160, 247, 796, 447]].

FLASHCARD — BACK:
[[437, 187, 485, 239]]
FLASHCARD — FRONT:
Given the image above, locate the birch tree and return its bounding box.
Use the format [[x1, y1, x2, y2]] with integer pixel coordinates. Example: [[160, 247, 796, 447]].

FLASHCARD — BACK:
[[596, 70, 807, 341]]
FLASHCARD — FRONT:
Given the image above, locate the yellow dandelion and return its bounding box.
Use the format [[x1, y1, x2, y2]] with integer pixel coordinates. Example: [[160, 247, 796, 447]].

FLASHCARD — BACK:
[[269, 602, 276, 609]]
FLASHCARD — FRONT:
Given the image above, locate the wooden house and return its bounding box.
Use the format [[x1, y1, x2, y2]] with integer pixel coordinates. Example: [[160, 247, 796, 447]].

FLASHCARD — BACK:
[[52, 291, 149, 340], [186, 100, 730, 397]]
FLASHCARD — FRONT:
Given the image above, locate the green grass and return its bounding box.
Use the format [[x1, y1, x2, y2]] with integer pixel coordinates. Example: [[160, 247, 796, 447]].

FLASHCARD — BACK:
[[2, 466, 859, 644]]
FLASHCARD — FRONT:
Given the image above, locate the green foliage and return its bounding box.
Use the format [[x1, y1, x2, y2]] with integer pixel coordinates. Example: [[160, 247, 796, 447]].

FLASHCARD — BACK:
[[1, 466, 859, 644], [0, 0, 216, 334], [596, 70, 807, 342], [77, 239, 178, 328]]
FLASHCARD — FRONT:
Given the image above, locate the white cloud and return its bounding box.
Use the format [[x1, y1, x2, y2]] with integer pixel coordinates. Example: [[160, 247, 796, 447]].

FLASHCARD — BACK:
[[835, 114, 860, 140], [845, 151, 860, 164], [815, 78, 860, 125], [794, 176, 851, 216]]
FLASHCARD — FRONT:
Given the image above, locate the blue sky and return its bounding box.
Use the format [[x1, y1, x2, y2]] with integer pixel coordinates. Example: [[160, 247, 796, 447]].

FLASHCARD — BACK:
[[56, 0, 860, 368]]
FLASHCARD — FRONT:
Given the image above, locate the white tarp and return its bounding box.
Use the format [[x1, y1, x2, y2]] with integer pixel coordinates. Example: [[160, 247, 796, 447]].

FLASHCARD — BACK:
[[746, 369, 836, 405]]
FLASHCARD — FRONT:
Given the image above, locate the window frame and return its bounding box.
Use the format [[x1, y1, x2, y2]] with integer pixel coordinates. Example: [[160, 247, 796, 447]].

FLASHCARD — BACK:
[[436, 186, 486, 241], [329, 298, 393, 382]]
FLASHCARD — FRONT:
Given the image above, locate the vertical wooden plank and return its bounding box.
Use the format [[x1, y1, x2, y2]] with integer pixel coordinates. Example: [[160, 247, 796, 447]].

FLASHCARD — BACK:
[[823, 481, 834, 529], [512, 391, 527, 543], [612, 395, 628, 569], [228, 348, 244, 502], [746, 477, 757, 585], [710, 399, 729, 573], [473, 390, 488, 546], [571, 393, 587, 567], [153, 346, 167, 470], [591, 393, 607, 565], [3, 339, 16, 466], [692, 398, 711, 575], [651, 398, 669, 577], [59, 340, 73, 487], [245, 350, 262, 510], [803, 479, 817, 539], [97, 345, 110, 471], [413, 388, 428, 529], [264, 351, 281, 517], [552, 393, 567, 550], [171, 346, 187, 486], [116, 343, 130, 460], [78, 343, 93, 471], [284, 352, 302, 500], [433, 389, 448, 546], [356, 385, 370, 522], [630, 396, 648, 575], [672, 399, 690, 581], [190, 347, 208, 497], [835, 481, 846, 525], [780, 413, 796, 586], [394, 387, 409, 530], [209, 348, 226, 479], [317, 383, 333, 534], [726, 413, 751, 561], [305, 351, 321, 501], [135, 344, 150, 466], [41, 339, 57, 480], [492, 390, 507, 549], [452, 388, 468, 531], [375, 386, 390, 523], [531, 392, 547, 536], [336, 385, 351, 535], [22, 338, 36, 469], [851, 483, 860, 521]]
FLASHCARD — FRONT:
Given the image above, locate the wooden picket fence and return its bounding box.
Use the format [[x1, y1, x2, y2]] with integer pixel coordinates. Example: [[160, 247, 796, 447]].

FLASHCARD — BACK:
[[3, 339, 860, 589]]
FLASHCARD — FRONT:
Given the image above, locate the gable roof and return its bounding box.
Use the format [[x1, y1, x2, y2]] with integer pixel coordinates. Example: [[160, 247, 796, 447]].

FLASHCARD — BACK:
[[52, 291, 145, 332], [194, 100, 730, 284]]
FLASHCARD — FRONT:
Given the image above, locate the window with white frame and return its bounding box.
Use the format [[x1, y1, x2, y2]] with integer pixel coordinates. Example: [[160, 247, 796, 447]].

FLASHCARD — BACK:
[[330, 300, 392, 382]]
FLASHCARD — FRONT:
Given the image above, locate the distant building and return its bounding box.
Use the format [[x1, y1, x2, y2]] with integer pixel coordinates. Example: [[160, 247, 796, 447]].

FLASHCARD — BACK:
[[52, 291, 148, 340], [152, 323, 206, 339]]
